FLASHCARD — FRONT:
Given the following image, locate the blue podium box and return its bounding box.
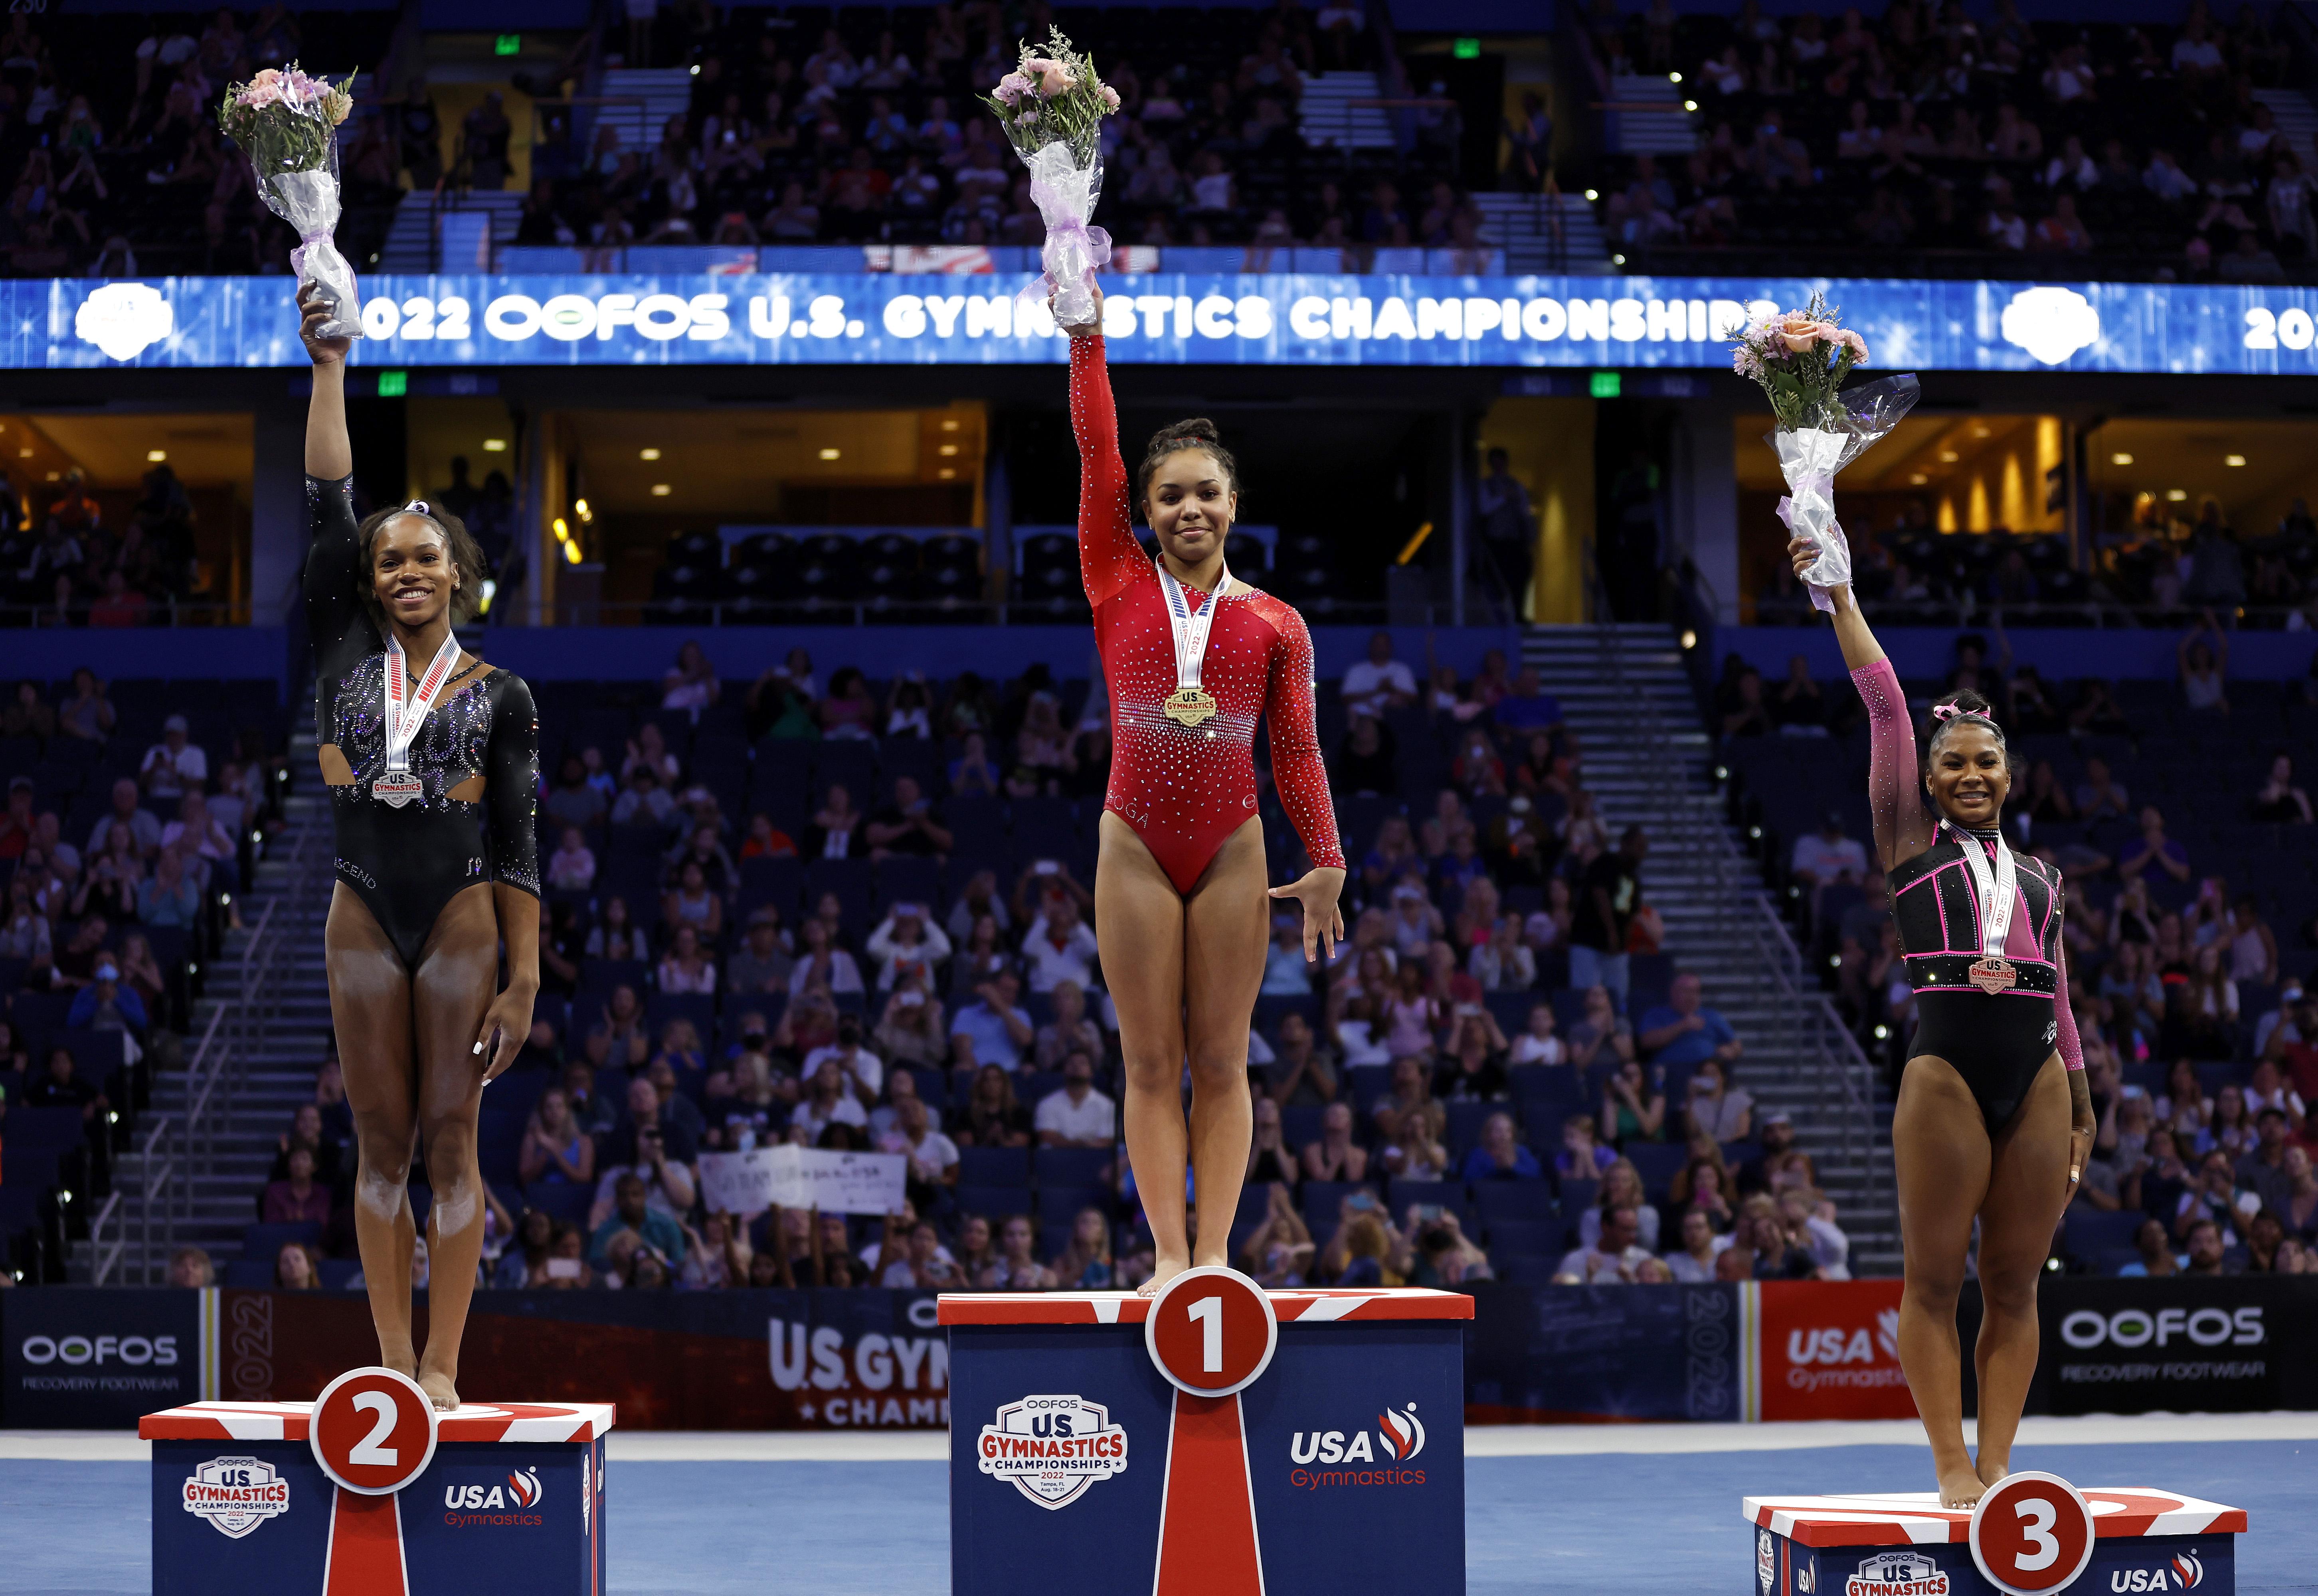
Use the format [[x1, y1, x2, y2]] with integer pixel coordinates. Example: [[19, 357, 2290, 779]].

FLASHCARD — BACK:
[[1744, 1488, 2249, 1596], [941, 1286, 1472, 1596], [140, 1399, 613, 1596]]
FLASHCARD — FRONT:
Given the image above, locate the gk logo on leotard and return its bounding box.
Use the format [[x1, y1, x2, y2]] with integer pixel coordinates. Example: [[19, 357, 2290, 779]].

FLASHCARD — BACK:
[[2044, 1021, 2057, 1045]]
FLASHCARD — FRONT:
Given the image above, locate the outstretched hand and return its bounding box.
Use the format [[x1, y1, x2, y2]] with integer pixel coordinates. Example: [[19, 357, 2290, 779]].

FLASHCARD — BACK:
[[298, 282, 350, 367], [1268, 866, 1347, 963], [1055, 284, 1105, 340]]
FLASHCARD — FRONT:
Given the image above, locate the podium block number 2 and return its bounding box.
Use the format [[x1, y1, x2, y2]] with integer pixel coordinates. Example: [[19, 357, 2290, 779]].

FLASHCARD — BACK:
[[1145, 1268, 1280, 1398], [348, 1394, 400, 1466], [311, 1368, 439, 1496], [1968, 1472, 2096, 1596]]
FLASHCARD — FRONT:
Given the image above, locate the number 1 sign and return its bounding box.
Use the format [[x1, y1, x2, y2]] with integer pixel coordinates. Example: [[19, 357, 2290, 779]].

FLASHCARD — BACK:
[[1143, 1268, 1279, 1398]]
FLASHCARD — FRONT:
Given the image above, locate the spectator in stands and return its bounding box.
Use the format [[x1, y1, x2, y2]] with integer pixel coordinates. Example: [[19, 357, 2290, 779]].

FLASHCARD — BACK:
[[864, 903, 951, 992], [2073, 756, 2131, 824], [1566, 984, 1635, 1071], [1342, 631, 1417, 718], [866, 776, 953, 860], [2181, 1215, 2234, 1276], [661, 641, 719, 712], [803, 783, 864, 859], [612, 766, 677, 832], [1494, 666, 1562, 734], [1263, 1011, 1335, 1107], [2175, 1149, 2245, 1244], [1664, 1208, 1730, 1282], [589, 1172, 687, 1271], [1555, 1204, 1649, 1284], [739, 813, 797, 862], [1570, 826, 1647, 1003], [57, 669, 114, 744], [1594, 1057, 1663, 1148], [1019, 896, 1099, 995], [1769, 656, 1826, 736], [68, 957, 147, 1044], [951, 969, 1033, 1072], [275, 1242, 320, 1291], [2120, 808, 2192, 885], [140, 713, 207, 802], [1721, 669, 1774, 737], [1438, 1007, 1509, 1101], [89, 777, 159, 858], [1334, 713, 1398, 795], [1470, 913, 1535, 992], [2251, 754, 2312, 825], [1302, 1100, 1371, 1182], [954, 1063, 1030, 1149], [788, 918, 864, 998], [1260, 915, 1316, 994], [2238, 1108, 2294, 1216], [1507, 1002, 1564, 1068], [546, 827, 597, 892], [169, 1246, 214, 1288], [2178, 621, 2230, 714], [26, 1044, 105, 1124], [1741, 1203, 1819, 1279], [519, 1086, 594, 1188], [1790, 812, 1869, 888], [655, 925, 716, 996], [594, 1077, 699, 1219], [1640, 973, 1742, 1072], [2280, 1147, 2318, 1240], [1683, 1057, 1754, 1143], [1035, 1051, 1115, 1147], [1555, 1112, 1614, 1181], [545, 757, 607, 834], [720, 909, 789, 1000], [1738, 1113, 1814, 1195], [880, 1096, 961, 1203], [261, 1146, 331, 1225], [0, 881, 49, 978], [980, 1214, 1054, 1290]]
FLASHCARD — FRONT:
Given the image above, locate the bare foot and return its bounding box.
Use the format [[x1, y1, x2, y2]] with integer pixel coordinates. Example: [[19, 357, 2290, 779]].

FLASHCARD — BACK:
[[1138, 1255, 1193, 1297], [1937, 1461, 1988, 1509], [416, 1369, 459, 1412], [379, 1351, 419, 1382], [1976, 1457, 2010, 1489]]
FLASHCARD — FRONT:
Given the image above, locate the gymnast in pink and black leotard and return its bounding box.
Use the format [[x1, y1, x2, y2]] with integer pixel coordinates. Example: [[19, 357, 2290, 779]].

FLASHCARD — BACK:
[[1068, 332, 1346, 892]]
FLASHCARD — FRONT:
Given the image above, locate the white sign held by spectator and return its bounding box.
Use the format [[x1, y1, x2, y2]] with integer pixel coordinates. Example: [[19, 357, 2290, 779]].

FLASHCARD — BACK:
[[698, 1147, 907, 1216]]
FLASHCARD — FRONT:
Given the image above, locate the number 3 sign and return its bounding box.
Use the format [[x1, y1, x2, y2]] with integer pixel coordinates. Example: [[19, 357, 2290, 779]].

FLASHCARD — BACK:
[[311, 1367, 440, 1495], [1144, 1267, 1278, 1397], [1969, 1471, 2096, 1596]]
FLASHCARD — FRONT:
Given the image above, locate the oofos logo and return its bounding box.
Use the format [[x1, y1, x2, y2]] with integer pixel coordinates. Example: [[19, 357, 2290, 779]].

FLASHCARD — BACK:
[[19, 1334, 179, 1366], [2059, 1308, 2261, 1350]]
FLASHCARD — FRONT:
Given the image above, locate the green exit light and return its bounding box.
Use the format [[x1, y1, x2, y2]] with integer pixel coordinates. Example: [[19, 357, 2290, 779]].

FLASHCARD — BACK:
[[1589, 370, 1621, 399], [376, 370, 408, 398], [1453, 36, 1481, 59], [494, 33, 521, 55]]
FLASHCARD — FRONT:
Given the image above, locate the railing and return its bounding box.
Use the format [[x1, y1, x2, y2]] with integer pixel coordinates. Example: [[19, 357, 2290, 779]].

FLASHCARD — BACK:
[[91, 807, 328, 1284], [554, 596, 1468, 627], [1591, 620, 1889, 1236]]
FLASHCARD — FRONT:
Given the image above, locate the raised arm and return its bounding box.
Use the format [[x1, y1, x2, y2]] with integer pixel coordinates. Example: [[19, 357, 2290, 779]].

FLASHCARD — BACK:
[[1793, 535, 1934, 869], [1063, 290, 1149, 609], [300, 284, 363, 652]]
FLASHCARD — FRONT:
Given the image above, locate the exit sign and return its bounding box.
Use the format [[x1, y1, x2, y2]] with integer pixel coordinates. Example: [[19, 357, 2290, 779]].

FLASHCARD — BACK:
[[494, 33, 520, 55], [376, 370, 408, 398], [1588, 371, 1621, 399], [1452, 36, 1480, 58]]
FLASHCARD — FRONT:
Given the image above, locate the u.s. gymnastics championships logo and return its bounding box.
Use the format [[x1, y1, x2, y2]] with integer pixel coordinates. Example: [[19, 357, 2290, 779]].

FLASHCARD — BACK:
[[182, 1456, 289, 1539], [977, 1395, 1128, 1509]]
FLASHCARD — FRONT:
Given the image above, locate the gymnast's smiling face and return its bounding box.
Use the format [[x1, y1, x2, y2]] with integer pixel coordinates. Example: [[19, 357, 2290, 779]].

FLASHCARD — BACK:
[[1145, 450, 1237, 572], [1924, 721, 2011, 828], [371, 514, 459, 636]]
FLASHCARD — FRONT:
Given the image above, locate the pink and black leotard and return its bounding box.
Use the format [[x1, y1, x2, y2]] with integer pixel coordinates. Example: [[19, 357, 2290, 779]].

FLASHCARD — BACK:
[[1854, 658, 2083, 1132], [1068, 335, 1346, 894]]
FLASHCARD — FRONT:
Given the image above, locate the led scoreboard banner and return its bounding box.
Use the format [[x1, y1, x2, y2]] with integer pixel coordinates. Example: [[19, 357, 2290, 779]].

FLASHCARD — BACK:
[[30, 273, 2318, 372]]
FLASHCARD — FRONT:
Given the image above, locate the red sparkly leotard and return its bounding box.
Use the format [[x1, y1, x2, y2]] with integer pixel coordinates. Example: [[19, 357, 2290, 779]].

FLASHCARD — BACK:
[[1069, 335, 1345, 894]]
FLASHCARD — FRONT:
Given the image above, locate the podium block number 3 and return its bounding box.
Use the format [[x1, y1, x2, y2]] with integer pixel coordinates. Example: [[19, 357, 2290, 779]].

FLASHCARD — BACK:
[[1968, 1472, 2096, 1596], [1145, 1268, 1280, 1398]]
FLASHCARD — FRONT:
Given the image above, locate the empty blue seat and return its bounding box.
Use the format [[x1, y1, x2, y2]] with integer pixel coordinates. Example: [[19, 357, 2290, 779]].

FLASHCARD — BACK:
[[1474, 1182, 1557, 1224], [1036, 1146, 1113, 1189], [2064, 1205, 2147, 1258], [955, 1184, 1034, 1219], [522, 1183, 594, 1227], [959, 1145, 1031, 1186], [242, 1221, 323, 1260]]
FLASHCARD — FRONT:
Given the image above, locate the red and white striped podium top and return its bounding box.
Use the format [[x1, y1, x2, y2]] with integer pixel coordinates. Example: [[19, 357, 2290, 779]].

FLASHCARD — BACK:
[[138, 1400, 616, 1444], [936, 1286, 1474, 1325], [1742, 1489, 2248, 1547]]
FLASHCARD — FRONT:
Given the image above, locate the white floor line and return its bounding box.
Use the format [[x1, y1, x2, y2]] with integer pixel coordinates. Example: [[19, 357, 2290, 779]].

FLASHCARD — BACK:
[[6, 1411, 2310, 1466]]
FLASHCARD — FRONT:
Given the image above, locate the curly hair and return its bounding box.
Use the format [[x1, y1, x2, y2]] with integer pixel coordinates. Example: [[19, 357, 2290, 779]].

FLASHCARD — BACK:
[[351, 502, 489, 629], [1135, 417, 1240, 514]]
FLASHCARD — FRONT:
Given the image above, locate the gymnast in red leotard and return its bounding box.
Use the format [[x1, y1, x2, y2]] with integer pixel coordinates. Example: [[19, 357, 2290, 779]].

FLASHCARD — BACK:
[[1064, 287, 1347, 1293]]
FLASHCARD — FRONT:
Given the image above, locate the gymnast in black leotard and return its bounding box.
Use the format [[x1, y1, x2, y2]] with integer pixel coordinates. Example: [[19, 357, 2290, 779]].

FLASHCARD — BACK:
[[300, 284, 540, 1411], [1794, 531, 2098, 1510]]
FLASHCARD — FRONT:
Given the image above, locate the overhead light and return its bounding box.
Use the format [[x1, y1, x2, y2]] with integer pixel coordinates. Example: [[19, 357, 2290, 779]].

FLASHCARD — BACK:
[[1682, 99, 1698, 111], [1611, 253, 1626, 265], [2225, 454, 2246, 467], [2165, 488, 2188, 502], [1669, 71, 1683, 83], [562, 538, 583, 564], [640, 447, 661, 460], [941, 419, 960, 431], [1937, 450, 1960, 462], [146, 449, 166, 462], [2110, 452, 2133, 465], [552, 516, 569, 540], [688, 62, 699, 75], [1584, 188, 1599, 201], [938, 444, 959, 456], [483, 438, 506, 452], [938, 468, 956, 479], [477, 578, 496, 613], [16, 448, 28, 458], [1970, 427, 1990, 438], [651, 484, 671, 496], [1908, 473, 1928, 485], [575, 498, 591, 521], [45, 472, 57, 482], [819, 447, 841, 460]]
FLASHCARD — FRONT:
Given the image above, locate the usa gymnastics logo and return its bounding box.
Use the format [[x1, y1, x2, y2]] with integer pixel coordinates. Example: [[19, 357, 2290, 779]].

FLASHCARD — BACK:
[[977, 1395, 1128, 1510], [2111, 1553, 2203, 1590], [1846, 1551, 1950, 1596], [1290, 1400, 1427, 1464], [182, 1456, 289, 1539], [443, 1468, 545, 1525]]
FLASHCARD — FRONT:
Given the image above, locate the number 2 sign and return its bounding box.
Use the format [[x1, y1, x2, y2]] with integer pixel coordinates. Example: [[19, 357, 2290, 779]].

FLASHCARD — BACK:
[[1969, 1471, 2096, 1596], [310, 1367, 440, 1495], [1143, 1267, 1279, 1398]]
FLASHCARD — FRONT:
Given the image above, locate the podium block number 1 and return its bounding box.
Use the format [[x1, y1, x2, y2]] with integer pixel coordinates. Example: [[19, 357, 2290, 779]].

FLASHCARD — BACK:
[[1145, 1268, 1279, 1397], [1187, 1296, 1222, 1374]]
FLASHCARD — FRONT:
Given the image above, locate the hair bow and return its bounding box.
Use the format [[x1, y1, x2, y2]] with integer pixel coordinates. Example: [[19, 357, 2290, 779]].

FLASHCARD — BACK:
[[403, 499, 432, 517], [1930, 702, 1991, 724]]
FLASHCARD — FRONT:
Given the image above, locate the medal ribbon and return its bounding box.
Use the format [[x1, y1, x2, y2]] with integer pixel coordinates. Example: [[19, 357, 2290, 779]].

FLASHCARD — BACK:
[[382, 631, 461, 774], [1949, 823, 2019, 959], [1155, 558, 1230, 700]]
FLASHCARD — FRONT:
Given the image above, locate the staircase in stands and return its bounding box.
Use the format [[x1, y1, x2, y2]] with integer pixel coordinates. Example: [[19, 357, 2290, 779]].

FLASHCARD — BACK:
[[1471, 192, 1614, 274], [1526, 624, 1900, 1275], [1603, 73, 1698, 156], [77, 717, 336, 1285]]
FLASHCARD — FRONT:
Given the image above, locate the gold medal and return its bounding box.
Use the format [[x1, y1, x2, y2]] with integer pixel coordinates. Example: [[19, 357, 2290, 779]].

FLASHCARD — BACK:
[[1968, 956, 2017, 994], [1164, 687, 1218, 727]]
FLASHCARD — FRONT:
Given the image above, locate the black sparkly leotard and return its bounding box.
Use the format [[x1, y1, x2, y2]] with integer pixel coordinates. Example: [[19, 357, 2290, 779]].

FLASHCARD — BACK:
[[1854, 657, 2082, 1134], [305, 476, 540, 968]]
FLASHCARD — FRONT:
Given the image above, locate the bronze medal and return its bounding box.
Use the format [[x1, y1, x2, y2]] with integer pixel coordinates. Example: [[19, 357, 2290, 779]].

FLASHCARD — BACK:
[[1164, 687, 1218, 727], [1968, 956, 2017, 994]]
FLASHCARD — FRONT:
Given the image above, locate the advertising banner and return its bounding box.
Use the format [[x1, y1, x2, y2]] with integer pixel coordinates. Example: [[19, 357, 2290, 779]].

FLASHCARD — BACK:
[[37, 272, 2318, 374], [1464, 1280, 1742, 1423], [2038, 1275, 2318, 1416], [1, 1287, 206, 1427], [696, 1147, 907, 1217], [1754, 1278, 1914, 1423]]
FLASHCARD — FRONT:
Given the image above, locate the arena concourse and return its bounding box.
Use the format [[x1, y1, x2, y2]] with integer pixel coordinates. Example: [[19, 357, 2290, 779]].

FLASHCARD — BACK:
[[0, 0, 2314, 1590]]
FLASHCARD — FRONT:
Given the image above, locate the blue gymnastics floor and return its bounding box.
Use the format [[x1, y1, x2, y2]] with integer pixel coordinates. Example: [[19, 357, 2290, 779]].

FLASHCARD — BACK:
[[0, 1441, 2310, 1594]]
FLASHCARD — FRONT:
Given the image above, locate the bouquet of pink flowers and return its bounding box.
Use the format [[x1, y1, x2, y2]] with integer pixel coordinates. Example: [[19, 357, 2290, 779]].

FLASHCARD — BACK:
[[981, 28, 1119, 327], [1731, 293, 1918, 611], [219, 63, 362, 340]]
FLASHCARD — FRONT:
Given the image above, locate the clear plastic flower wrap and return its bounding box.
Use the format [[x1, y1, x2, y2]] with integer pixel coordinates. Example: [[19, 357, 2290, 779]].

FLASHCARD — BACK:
[[219, 65, 362, 341], [983, 28, 1119, 328], [1731, 294, 1919, 612]]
